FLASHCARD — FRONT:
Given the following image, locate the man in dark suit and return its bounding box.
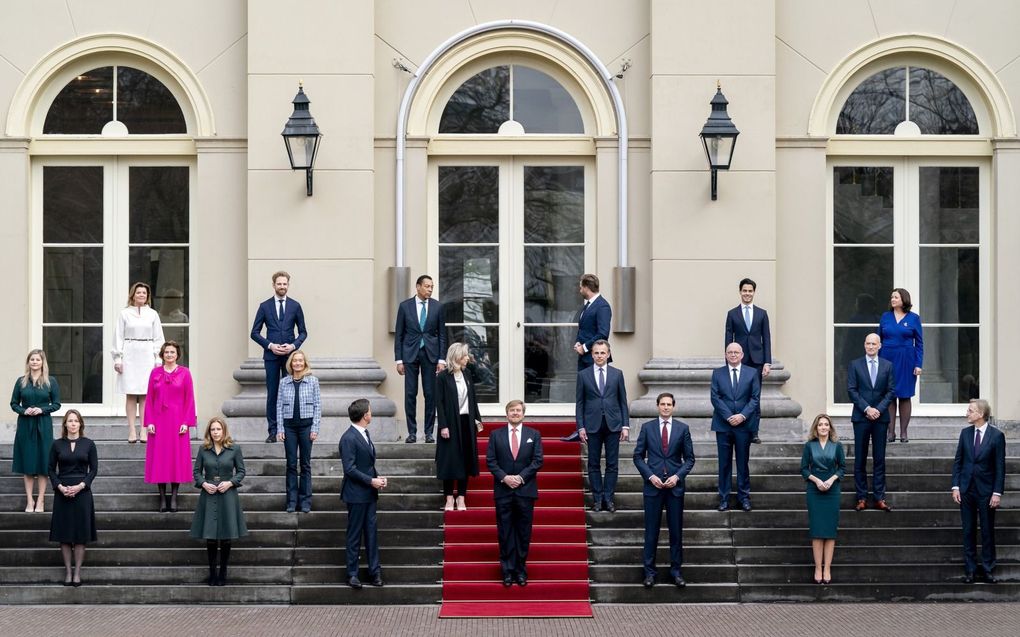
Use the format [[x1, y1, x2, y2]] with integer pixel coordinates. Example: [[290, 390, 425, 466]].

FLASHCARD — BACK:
[[633, 392, 695, 588], [576, 340, 629, 512], [724, 277, 772, 444], [952, 399, 1006, 584], [847, 333, 896, 512], [486, 399, 544, 587], [250, 271, 308, 443], [710, 343, 761, 512], [394, 274, 447, 443], [340, 399, 387, 589], [563, 274, 613, 442]]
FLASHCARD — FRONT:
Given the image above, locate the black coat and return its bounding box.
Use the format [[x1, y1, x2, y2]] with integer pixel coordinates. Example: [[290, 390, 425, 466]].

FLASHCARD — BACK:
[[435, 369, 482, 480]]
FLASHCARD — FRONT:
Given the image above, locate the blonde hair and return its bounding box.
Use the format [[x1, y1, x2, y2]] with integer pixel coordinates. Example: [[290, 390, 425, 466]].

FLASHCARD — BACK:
[[807, 413, 839, 442], [20, 349, 51, 389], [505, 399, 526, 415], [286, 350, 311, 381], [445, 342, 471, 373], [202, 416, 234, 449], [126, 282, 152, 307]]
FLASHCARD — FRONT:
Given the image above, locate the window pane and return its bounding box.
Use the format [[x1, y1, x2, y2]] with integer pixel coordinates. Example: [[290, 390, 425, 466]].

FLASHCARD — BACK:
[[524, 246, 583, 323], [524, 326, 579, 404], [446, 325, 499, 403], [834, 326, 876, 403], [162, 326, 190, 367], [524, 166, 584, 243], [43, 326, 103, 403], [919, 167, 979, 244], [834, 167, 894, 244], [439, 246, 499, 323], [438, 166, 498, 243], [920, 247, 979, 324], [919, 327, 979, 403], [836, 67, 905, 134], [117, 67, 187, 134], [43, 247, 103, 323], [129, 166, 189, 243], [439, 66, 509, 133], [513, 66, 584, 134], [909, 68, 979, 135], [43, 67, 113, 134], [834, 247, 891, 323], [129, 247, 190, 319], [43, 166, 104, 243]]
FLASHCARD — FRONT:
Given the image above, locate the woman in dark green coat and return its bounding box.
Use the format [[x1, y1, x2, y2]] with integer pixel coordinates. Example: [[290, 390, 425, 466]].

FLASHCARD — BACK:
[[11, 349, 61, 513], [190, 417, 247, 586], [801, 414, 846, 585]]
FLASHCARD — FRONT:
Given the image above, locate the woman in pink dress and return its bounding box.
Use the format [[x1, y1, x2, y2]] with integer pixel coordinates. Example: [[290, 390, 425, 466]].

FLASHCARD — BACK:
[[144, 341, 196, 512]]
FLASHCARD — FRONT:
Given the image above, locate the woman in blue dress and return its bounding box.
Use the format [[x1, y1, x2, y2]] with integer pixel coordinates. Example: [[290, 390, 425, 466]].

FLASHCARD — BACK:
[[877, 288, 923, 443], [801, 414, 845, 585]]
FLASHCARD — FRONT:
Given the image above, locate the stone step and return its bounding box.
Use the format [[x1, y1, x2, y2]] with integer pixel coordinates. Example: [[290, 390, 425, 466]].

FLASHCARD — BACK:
[[736, 563, 1020, 584], [0, 584, 294, 604], [590, 582, 739, 602], [736, 582, 1020, 602]]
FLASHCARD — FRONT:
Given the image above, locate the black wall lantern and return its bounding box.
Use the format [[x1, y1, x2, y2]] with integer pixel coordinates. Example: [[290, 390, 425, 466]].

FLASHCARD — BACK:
[[699, 82, 739, 201], [281, 83, 322, 196]]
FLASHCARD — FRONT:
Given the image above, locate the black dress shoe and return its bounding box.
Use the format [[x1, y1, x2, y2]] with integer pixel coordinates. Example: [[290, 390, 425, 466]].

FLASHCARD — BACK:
[[673, 575, 686, 588], [741, 501, 753, 512], [984, 573, 998, 584], [718, 502, 729, 512], [349, 576, 363, 589], [516, 574, 528, 586], [560, 431, 581, 442], [591, 501, 602, 512], [265, 435, 276, 443], [751, 436, 762, 444], [962, 572, 975, 584], [404, 435, 416, 443], [502, 574, 513, 587], [425, 435, 435, 443], [605, 500, 616, 513], [285, 506, 296, 513], [643, 576, 655, 588], [371, 575, 384, 587]]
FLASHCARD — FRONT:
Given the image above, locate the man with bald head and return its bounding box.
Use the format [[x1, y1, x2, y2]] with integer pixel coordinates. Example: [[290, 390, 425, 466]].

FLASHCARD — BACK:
[[847, 333, 896, 512], [710, 343, 761, 512]]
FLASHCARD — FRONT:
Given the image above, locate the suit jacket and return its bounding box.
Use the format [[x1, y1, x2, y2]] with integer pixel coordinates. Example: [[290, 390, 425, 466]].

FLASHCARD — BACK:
[[394, 296, 447, 365], [276, 375, 322, 433], [633, 418, 695, 497], [952, 424, 1006, 497], [340, 427, 378, 504], [710, 365, 761, 433], [486, 424, 543, 500], [250, 297, 307, 361], [575, 365, 629, 433], [725, 305, 772, 366], [575, 295, 612, 368], [846, 356, 895, 424]]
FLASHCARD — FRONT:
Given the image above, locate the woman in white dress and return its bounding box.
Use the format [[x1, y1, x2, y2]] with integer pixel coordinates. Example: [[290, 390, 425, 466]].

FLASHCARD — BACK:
[[112, 283, 164, 443]]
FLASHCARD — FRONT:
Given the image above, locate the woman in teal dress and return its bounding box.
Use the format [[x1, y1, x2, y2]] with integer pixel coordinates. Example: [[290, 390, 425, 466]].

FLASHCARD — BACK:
[[11, 349, 61, 513], [190, 416, 247, 586], [801, 414, 845, 585]]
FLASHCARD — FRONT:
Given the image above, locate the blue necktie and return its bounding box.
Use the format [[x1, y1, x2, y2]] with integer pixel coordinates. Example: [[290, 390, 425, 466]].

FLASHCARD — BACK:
[[869, 358, 877, 386], [598, 367, 606, 395], [278, 299, 285, 321], [418, 301, 427, 348], [731, 367, 738, 389], [743, 305, 752, 331]]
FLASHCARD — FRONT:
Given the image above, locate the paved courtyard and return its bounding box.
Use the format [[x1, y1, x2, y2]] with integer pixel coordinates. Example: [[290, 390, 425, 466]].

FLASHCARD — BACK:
[[1, 603, 1016, 637]]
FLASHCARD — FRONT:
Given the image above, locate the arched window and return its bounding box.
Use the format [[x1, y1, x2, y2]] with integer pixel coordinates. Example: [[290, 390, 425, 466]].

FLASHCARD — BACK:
[[439, 64, 584, 134], [836, 66, 978, 135], [43, 65, 186, 135]]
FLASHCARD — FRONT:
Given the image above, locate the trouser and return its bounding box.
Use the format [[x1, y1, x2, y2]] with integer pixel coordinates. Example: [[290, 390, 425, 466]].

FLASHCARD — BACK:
[[263, 356, 286, 436], [283, 418, 313, 509], [853, 420, 888, 500], [716, 428, 752, 503], [443, 478, 468, 496], [960, 486, 997, 574], [642, 489, 685, 578], [587, 419, 621, 505], [345, 501, 380, 579], [494, 495, 535, 577], [403, 348, 437, 437]]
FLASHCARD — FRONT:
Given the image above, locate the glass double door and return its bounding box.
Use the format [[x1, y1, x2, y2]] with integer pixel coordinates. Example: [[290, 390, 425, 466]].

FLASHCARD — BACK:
[[434, 158, 591, 412]]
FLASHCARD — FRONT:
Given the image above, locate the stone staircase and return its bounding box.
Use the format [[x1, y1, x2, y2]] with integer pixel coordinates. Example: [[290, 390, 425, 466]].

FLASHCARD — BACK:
[[1, 419, 1017, 604]]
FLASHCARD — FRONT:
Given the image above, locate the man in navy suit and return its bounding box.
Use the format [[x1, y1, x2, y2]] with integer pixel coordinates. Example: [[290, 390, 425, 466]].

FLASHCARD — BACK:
[[711, 343, 761, 512], [724, 278, 772, 444], [486, 399, 544, 587], [394, 275, 447, 443], [633, 392, 695, 588], [573, 273, 612, 370], [250, 271, 308, 442], [576, 340, 629, 512], [952, 399, 1006, 584], [847, 333, 896, 512], [340, 399, 387, 589]]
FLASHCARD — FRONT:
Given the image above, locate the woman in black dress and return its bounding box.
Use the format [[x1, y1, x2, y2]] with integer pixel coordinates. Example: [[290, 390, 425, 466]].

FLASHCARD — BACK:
[[435, 343, 482, 511], [48, 410, 98, 586]]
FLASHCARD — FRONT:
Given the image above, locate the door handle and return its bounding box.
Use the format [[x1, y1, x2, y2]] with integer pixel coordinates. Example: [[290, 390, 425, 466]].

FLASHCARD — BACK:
[[516, 322, 521, 328]]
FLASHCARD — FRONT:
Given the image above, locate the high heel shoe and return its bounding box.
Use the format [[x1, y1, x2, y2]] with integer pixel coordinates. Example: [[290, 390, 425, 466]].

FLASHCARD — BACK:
[[455, 497, 467, 511], [34, 501, 44, 513], [25, 502, 34, 513]]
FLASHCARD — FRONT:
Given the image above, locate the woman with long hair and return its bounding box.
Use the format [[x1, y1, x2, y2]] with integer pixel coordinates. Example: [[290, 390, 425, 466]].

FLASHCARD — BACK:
[[11, 349, 61, 512], [191, 417, 247, 586], [801, 414, 846, 585], [277, 350, 321, 513], [434, 343, 482, 511], [143, 341, 196, 512], [48, 410, 98, 586], [878, 288, 924, 442], [112, 282, 164, 443]]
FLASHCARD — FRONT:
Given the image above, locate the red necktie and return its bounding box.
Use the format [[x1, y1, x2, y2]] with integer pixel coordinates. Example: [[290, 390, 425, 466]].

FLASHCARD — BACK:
[[511, 427, 519, 460], [661, 421, 669, 454]]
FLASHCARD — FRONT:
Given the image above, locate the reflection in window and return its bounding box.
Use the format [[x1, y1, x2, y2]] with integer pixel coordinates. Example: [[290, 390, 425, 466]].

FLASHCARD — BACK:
[[836, 66, 978, 135], [44, 66, 185, 134], [439, 65, 583, 134]]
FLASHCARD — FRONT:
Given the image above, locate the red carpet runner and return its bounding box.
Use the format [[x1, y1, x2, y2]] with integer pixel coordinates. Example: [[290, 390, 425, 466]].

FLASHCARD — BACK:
[[438, 421, 592, 618]]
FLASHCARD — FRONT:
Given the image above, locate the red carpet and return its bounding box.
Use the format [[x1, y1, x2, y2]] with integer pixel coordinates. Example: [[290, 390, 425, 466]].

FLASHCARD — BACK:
[[438, 421, 593, 619]]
